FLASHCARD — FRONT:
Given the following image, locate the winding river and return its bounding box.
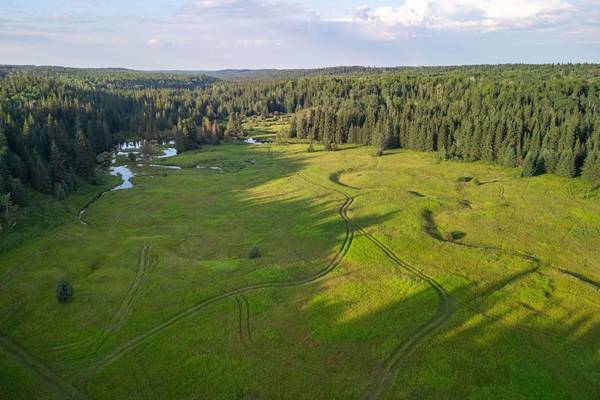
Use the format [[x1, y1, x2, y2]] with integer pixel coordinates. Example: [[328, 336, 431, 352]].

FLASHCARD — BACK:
[[110, 141, 177, 191]]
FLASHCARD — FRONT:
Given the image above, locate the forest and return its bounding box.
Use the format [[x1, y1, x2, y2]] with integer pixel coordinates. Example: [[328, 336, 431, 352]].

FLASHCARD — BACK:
[[1, 64, 599, 231]]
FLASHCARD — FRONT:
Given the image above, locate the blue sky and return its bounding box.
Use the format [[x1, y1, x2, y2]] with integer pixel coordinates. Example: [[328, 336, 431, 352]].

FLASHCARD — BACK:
[[1, 0, 599, 69]]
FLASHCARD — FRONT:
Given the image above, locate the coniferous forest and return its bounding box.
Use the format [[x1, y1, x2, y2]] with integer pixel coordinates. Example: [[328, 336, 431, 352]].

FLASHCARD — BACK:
[[1, 64, 600, 229]]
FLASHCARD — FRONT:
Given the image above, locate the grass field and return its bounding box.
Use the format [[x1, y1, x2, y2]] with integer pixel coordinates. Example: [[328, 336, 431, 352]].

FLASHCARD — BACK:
[[0, 140, 599, 399]]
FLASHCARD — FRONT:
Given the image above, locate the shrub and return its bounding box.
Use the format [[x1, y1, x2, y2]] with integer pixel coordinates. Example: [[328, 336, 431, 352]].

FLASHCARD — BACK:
[[249, 246, 261, 259], [128, 152, 137, 163], [56, 279, 74, 304]]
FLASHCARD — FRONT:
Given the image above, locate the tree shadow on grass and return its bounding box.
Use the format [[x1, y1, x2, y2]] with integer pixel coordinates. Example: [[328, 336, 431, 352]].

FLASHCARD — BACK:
[[293, 252, 600, 399]]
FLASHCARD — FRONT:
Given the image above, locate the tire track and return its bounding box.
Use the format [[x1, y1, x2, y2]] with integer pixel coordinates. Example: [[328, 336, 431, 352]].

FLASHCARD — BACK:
[[44, 338, 97, 355], [558, 269, 600, 290], [299, 173, 453, 400], [235, 296, 254, 347], [498, 185, 506, 201], [85, 243, 154, 357], [0, 334, 87, 400], [83, 182, 354, 379], [0, 296, 24, 327], [0, 266, 19, 289]]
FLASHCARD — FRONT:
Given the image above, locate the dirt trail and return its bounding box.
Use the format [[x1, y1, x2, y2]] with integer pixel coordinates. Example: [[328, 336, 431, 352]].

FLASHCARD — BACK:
[[84, 180, 354, 378], [86, 243, 154, 357], [0, 334, 87, 400], [300, 173, 453, 400]]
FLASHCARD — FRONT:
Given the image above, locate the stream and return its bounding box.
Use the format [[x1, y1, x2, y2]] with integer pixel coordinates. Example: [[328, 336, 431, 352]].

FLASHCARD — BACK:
[[110, 140, 177, 191]]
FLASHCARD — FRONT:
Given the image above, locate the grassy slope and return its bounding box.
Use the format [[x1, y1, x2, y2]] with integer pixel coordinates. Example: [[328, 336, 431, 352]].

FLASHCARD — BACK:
[[0, 143, 598, 399]]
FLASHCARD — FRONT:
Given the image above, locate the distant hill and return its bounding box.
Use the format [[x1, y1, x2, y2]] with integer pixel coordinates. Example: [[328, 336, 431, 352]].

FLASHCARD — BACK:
[[0, 65, 217, 89]]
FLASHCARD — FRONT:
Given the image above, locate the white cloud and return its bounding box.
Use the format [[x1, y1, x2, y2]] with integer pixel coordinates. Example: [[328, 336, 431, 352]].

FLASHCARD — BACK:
[[341, 0, 573, 37], [146, 38, 182, 47], [1, 0, 598, 68]]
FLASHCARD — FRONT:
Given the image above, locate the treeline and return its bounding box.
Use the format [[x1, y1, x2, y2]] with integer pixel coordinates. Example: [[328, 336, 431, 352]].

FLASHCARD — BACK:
[[2, 64, 600, 231], [205, 64, 600, 182], [0, 70, 219, 230]]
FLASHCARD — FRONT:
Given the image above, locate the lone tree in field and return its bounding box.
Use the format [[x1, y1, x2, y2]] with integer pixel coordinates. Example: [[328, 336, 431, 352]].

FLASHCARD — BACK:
[[249, 246, 261, 259], [56, 279, 74, 304]]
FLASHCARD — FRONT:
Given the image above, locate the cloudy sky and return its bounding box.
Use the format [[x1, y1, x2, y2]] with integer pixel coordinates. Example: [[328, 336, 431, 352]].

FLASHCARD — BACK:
[[1, 0, 599, 69]]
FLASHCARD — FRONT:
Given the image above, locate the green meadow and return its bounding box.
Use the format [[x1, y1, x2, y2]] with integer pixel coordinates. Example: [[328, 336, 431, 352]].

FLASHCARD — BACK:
[[0, 141, 599, 399]]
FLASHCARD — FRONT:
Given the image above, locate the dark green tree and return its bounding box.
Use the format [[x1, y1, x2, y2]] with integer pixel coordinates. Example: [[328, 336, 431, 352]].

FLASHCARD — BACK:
[[56, 279, 74, 304], [557, 150, 577, 178], [522, 152, 539, 177], [501, 146, 516, 168], [581, 152, 600, 183]]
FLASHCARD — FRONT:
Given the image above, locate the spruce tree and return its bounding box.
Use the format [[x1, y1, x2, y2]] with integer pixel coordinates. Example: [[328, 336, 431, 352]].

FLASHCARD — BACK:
[[522, 152, 539, 177], [557, 150, 577, 178], [501, 146, 516, 168], [0, 193, 16, 233], [581, 152, 600, 183], [56, 279, 74, 304], [9, 178, 25, 207], [74, 130, 95, 181], [31, 151, 51, 193], [50, 141, 66, 184], [540, 149, 558, 173]]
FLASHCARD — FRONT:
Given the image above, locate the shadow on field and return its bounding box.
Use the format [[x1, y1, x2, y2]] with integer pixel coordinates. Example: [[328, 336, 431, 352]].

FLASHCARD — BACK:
[[298, 248, 600, 399], [94, 145, 600, 399]]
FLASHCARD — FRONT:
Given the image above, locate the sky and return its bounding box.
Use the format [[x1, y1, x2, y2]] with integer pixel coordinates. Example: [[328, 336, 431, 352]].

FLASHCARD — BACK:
[[0, 0, 599, 70]]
